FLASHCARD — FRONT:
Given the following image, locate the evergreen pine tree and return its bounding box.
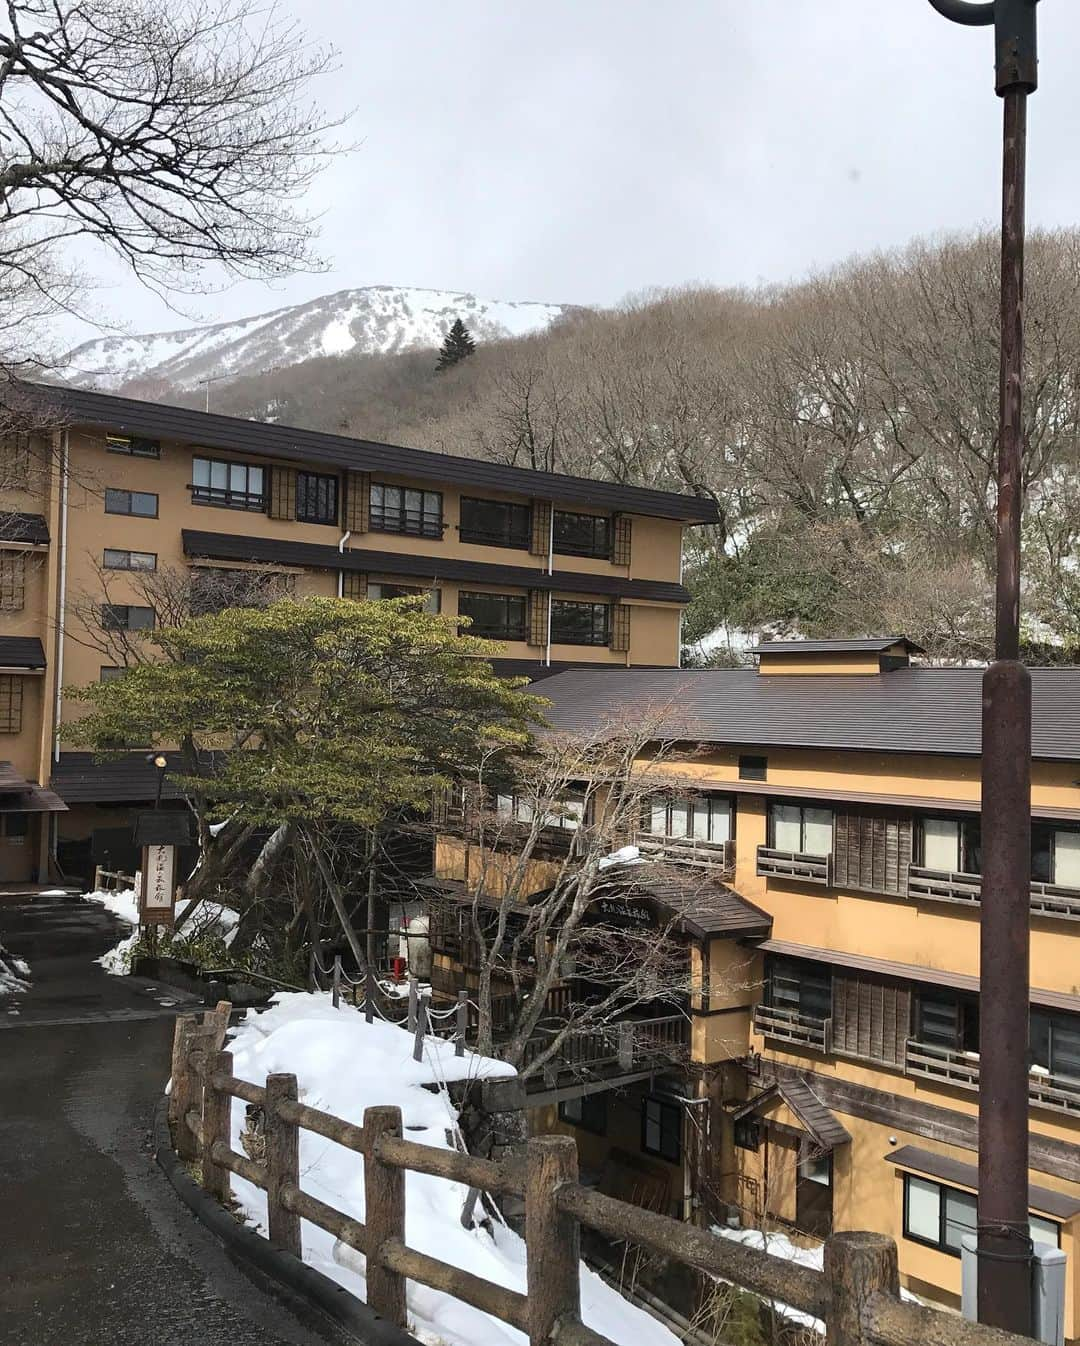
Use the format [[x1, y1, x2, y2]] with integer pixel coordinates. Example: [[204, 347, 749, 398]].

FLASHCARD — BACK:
[[435, 317, 477, 372]]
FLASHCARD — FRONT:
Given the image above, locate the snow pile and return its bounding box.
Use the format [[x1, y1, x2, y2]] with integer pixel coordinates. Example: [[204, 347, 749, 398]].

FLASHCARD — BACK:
[[225, 993, 677, 1346], [85, 888, 240, 975], [598, 844, 644, 870], [0, 942, 30, 996]]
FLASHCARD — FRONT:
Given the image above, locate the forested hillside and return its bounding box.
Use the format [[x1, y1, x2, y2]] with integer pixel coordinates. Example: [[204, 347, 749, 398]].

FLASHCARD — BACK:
[[134, 229, 1080, 664]]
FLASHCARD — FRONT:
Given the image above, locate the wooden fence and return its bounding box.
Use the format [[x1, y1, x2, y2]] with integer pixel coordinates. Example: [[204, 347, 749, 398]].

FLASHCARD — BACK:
[[93, 864, 137, 892], [169, 1004, 1032, 1346]]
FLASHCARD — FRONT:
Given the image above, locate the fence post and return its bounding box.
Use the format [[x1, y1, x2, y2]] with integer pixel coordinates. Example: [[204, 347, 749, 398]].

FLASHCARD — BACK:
[[201, 1049, 233, 1202], [170, 1012, 202, 1160], [365, 965, 376, 1025], [413, 994, 429, 1063], [265, 1072, 302, 1258], [332, 955, 342, 1010], [455, 990, 468, 1057], [364, 1105, 407, 1328], [407, 975, 418, 1033], [617, 1021, 634, 1071], [824, 1231, 899, 1346], [525, 1135, 581, 1346]]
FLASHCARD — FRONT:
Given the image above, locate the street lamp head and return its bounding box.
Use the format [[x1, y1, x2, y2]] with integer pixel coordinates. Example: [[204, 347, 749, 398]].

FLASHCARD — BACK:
[[927, 0, 1039, 95], [147, 752, 168, 770]]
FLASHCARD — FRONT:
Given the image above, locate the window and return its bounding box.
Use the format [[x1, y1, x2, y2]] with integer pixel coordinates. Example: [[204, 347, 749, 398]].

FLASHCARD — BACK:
[[496, 791, 584, 831], [560, 1093, 608, 1135], [368, 582, 441, 614], [0, 433, 30, 481], [191, 457, 266, 511], [641, 1096, 681, 1164], [296, 471, 339, 525], [738, 755, 767, 781], [919, 816, 981, 874], [100, 604, 155, 631], [1032, 824, 1080, 889], [766, 956, 832, 1023], [190, 567, 294, 616], [903, 1174, 1059, 1256], [550, 599, 611, 646], [1031, 1010, 1080, 1082], [733, 1117, 761, 1151], [553, 510, 611, 559], [645, 793, 732, 845], [3, 812, 28, 841], [0, 676, 22, 733], [914, 990, 979, 1053], [103, 548, 157, 572], [0, 551, 25, 610], [105, 488, 158, 517], [100, 666, 127, 682], [458, 591, 527, 641], [106, 433, 160, 458], [459, 497, 531, 549], [770, 803, 834, 856], [370, 483, 442, 538]]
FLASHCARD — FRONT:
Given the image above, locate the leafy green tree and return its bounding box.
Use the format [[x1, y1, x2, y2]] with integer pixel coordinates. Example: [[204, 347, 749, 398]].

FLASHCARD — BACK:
[[435, 318, 477, 372], [66, 596, 542, 964]]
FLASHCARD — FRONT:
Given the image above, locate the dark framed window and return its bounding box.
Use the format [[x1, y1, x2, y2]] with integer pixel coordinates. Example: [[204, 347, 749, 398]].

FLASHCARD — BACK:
[[103, 548, 157, 572], [459, 497, 531, 549], [0, 675, 23, 733], [100, 666, 127, 682], [733, 1117, 760, 1151], [918, 816, 982, 874], [368, 582, 441, 614], [559, 1092, 608, 1135], [1032, 823, 1080, 889], [100, 603, 155, 631], [105, 488, 158, 518], [1031, 1010, 1080, 1081], [550, 599, 611, 646], [370, 483, 442, 538], [458, 591, 527, 641], [738, 754, 767, 781], [296, 471, 339, 525], [765, 956, 832, 1023], [4, 811, 28, 839], [641, 1096, 681, 1164], [769, 802, 834, 857], [914, 990, 979, 1053], [553, 510, 611, 559], [902, 1175, 1057, 1256], [191, 457, 266, 511], [495, 790, 585, 831], [106, 433, 160, 458], [644, 793, 733, 845]]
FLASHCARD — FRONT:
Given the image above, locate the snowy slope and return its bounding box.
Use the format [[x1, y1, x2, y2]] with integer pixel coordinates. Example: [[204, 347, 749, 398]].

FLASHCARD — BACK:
[[61, 285, 578, 391]]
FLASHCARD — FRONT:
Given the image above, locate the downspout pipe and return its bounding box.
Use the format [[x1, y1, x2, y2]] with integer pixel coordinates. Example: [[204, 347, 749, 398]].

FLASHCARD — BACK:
[[337, 531, 352, 597], [53, 430, 70, 764]]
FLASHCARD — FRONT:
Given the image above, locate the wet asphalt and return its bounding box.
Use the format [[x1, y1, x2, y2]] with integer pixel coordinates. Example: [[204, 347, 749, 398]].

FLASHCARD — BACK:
[[0, 891, 338, 1346]]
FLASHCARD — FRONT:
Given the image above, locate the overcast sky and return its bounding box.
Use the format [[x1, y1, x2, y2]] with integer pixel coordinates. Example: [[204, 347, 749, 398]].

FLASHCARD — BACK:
[[63, 0, 1080, 344]]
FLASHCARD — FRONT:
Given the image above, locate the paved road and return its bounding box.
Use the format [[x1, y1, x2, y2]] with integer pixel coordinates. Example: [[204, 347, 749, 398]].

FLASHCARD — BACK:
[[0, 891, 338, 1346]]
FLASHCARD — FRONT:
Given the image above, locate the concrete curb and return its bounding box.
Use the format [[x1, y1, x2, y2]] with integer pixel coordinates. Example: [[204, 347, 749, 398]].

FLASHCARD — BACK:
[[153, 1098, 422, 1346]]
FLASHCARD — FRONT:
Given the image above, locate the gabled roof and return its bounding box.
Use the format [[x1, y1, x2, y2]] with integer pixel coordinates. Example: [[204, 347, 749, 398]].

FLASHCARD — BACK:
[[535, 665, 1080, 761], [733, 1077, 851, 1151], [751, 636, 925, 656], [0, 637, 46, 670], [594, 861, 771, 940], [31, 382, 720, 524]]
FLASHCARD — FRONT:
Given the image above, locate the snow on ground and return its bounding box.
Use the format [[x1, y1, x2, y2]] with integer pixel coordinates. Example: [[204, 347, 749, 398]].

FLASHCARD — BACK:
[[0, 943, 30, 996], [85, 888, 240, 974], [225, 992, 678, 1346]]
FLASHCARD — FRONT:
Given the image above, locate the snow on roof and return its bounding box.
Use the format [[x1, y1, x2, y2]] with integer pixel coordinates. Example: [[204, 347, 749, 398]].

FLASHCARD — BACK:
[[225, 992, 677, 1346]]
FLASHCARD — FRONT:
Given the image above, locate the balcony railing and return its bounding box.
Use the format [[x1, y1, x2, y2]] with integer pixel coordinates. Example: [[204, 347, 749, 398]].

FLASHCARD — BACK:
[[907, 865, 1080, 922], [756, 846, 833, 886], [637, 834, 735, 874], [752, 1004, 832, 1052], [521, 1012, 689, 1077], [905, 1039, 1080, 1117]]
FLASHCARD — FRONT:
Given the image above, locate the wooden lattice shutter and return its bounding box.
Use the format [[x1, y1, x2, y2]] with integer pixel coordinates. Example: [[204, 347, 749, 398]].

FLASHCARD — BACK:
[[344, 471, 371, 533], [832, 974, 910, 1067], [342, 571, 367, 601], [530, 500, 552, 557], [610, 602, 630, 652], [528, 590, 549, 647], [834, 809, 913, 895], [268, 466, 297, 521], [0, 551, 25, 611], [611, 514, 633, 566]]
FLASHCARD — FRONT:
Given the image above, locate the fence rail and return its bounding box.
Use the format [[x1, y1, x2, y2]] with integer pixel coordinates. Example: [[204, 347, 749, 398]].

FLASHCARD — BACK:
[[169, 1003, 1034, 1346], [93, 864, 137, 892], [756, 846, 833, 886]]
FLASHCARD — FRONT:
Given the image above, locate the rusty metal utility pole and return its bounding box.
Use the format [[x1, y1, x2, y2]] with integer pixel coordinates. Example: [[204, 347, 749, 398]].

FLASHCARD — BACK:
[[926, 1, 1039, 1336]]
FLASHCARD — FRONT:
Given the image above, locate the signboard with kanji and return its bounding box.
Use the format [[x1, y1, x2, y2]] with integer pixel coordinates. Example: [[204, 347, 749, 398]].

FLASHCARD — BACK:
[[140, 843, 177, 926]]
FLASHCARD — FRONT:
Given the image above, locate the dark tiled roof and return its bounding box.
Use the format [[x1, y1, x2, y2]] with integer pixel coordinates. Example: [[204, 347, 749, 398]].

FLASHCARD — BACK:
[[0, 512, 49, 545], [182, 529, 691, 604], [51, 752, 187, 804], [488, 659, 675, 681], [0, 637, 46, 669], [596, 861, 771, 939], [535, 665, 1080, 761], [32, 382, 719, 524], [885, 1146, 1080, 1220], [0, 761, 67, 811], [735, 1078, 851, 1151], [751, 636, 925, 655]]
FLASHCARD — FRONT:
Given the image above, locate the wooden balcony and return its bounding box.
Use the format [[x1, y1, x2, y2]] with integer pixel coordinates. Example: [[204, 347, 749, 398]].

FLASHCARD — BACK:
[[636, 834, 735, 874], [756, 846, 833, 887], [521, 1012, 689, 1078], [907, 866, 1080, 922], [752, 1003, 832, 1053], [905, 1040, 1080, 1117]]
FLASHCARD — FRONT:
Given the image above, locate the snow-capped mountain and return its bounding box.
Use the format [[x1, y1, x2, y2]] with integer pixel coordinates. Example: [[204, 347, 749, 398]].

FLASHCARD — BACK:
[[60, 285, 578, 392]]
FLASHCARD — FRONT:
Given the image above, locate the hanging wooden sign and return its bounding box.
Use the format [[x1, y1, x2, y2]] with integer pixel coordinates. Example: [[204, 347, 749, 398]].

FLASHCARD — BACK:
[[140, 843, 177, 926]]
